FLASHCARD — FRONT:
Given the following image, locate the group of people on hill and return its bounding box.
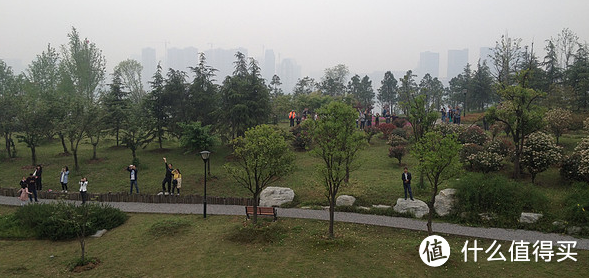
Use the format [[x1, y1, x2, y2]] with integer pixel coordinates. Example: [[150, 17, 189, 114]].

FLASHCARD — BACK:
[[357, 107, 399, 129], [288, 108, 317, 127], [440, 105, 462, 124], [157, 157, 182, 196]]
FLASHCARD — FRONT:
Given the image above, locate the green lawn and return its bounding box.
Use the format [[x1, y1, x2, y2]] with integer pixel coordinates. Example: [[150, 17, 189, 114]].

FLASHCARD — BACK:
[[0, 206, 586, 278]]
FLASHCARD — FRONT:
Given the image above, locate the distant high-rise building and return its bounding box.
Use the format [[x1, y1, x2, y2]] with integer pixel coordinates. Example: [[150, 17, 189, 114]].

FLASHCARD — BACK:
[[167, 47, 198, 72], [417, 51, 440, 78], [262, 49, 276, 82], [447, 49, 469, 79], [278, 58, 301, 94], [141, 47, 157, 88], [204, 47, 248, 83]]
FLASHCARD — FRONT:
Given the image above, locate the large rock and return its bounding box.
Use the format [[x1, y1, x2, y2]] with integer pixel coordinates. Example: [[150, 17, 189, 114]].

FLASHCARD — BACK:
[[520, 212, 543, 224], [336, 195, 356, 206], [259, 187, 295, 207], [434, 188, 457, 217], [393, 198, 429, 218]]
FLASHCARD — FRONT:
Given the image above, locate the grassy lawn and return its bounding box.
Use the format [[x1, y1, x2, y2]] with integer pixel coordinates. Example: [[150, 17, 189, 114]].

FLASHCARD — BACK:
[[0, 206, 586, 278]]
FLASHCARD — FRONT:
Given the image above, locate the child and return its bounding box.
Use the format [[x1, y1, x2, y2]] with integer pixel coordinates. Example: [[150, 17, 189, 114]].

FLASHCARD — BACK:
[[172, 169, 182, 196], [17, 177, 29, 206], [79, 177, 88, 204]]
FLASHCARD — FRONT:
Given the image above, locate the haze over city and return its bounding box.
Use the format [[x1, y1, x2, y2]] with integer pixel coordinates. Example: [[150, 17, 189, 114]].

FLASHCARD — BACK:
[[1, 0, 588, 90]]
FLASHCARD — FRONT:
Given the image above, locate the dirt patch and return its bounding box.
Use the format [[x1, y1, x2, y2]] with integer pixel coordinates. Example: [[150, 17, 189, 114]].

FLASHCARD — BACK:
[[56, 152, 71, 157], [72, 259, 100, 273], [87, 158, 106, 164]]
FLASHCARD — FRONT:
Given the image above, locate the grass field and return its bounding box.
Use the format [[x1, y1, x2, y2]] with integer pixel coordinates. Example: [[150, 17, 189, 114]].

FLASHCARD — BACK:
[[0, 205, 587, 278]]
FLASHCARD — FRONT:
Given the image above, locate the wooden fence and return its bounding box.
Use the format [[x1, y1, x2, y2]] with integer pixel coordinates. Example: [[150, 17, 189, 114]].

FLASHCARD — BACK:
[[0, 187, 254, 206]]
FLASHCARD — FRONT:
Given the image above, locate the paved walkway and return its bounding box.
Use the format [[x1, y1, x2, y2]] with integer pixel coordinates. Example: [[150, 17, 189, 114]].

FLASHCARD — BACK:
[[1, 196, 588, 250]]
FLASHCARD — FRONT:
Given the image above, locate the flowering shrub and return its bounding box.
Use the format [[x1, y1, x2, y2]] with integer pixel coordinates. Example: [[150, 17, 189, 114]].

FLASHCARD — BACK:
[[584, 116, 589, 131], [521, 132, 562, 184], [466, 151, 505, 173], [388, 134, 408, 165], [290, 121, 313, 151], [392, 118, 408, 128], [459, 125, 489, 145], [460, 143, 484, 165], [378, 123, 396, 139], [545, 108, 572, 144], [574, 137, 589, 177], [434, 123, 465, 137], [484, 137, 514, 159], [560, 154, 584, 182], [364, 126, 380, 143]]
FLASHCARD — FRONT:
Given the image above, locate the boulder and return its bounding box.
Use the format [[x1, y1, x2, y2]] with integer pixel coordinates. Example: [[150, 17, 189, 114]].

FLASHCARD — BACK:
[[259, 187, 295, 207], [372, 204, 392, 209], [91, 229, 107, 238], [393, 198, 429, 218], [434, 188, 457, 217], [336, 195, 356, 206], [566, 226, 582, 235], [479, 213, 497, 221], [520, 212, 543, 224]]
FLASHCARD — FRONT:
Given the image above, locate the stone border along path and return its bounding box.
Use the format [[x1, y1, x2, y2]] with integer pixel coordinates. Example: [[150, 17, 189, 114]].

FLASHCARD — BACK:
[[1, 196, 587, 250]]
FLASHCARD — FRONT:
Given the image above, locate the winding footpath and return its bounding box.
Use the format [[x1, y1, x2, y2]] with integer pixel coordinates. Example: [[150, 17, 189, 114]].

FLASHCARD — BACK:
[[1, 195, 588, 250]]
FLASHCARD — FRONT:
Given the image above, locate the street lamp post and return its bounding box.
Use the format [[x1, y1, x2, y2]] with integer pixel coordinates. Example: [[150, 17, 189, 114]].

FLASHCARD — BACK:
[[200, 150, 211, 218]]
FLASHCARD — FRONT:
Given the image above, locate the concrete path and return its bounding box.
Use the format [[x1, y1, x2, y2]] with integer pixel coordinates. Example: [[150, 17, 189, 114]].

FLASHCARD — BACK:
[[2, 195, 588, 250]]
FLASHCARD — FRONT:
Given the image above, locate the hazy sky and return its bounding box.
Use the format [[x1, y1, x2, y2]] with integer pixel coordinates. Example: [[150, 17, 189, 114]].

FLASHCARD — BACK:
[[1, 0, 588, 78]]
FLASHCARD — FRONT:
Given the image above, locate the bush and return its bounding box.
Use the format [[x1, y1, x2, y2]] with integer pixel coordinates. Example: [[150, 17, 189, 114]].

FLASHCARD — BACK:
[[466, 151, 505, 173], [575, 137, 589, 178], [560, 154, 585, 182], [460, 143, 484, 165], [178, 121, 219, 153], [520, 132, 562, 183], [14, 203, 127, 240], [290, 120, 314, 150], [363, 126, 380, 143], [564, 183, 589, 226], [584, 116, 589, 130], [489, 122, 506, 139], [459, 125, 488, 145], [392, 118, 407, 128], [434, 123, 465, 137], [388, 135, 408, 165], [485, 137, 514, 158], [452, 173, 548, 226], [377, 123, 396, 139], [390, 127, 408, 139], [569, 113, 587, 131], [544, 108, 571, 143]]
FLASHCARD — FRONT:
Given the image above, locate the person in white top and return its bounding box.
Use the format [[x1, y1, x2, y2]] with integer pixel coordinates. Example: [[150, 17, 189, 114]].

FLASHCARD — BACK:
[[79, 177, 88, 204]]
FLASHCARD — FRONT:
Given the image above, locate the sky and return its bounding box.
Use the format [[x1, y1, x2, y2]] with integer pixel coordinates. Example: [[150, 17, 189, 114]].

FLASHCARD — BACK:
[[1, 0, 589, 78]]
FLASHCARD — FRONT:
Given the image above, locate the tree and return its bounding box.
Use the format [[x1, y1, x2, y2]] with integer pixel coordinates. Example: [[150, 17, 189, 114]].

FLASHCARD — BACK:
[[565, 43, 589, 111], [320, 64, 349, 96], [377, 71, 397, 113], [113, 59, 144, 103], [388, 135, 408, 165], [51, 201, 92, 264], [60, 27, 106, 170], [145, 62, 167, 148], [312, 102, 366, 238], [418, 73, 444, 110], [486, 83, 545, 178], [163, 68, 189, 137], [348, 75, 375, 110], [521, 132, 562, 184], [102, 72, 129, 146], [224, 124, 294, 224], [15, 96, 52, 165], [407, 95, 438, 142], [470, 60, 496, 111], [86, 104, 107, 160], [269, 74, 283, 96], [398, 70, 418, 115], [411, 132, 462, 235], [490, 34, 523, 88], [0, 60, 19, 158], [122, 103, 155, 163], [188, 52, 219, 126], [293, 76, 317, 96], [556, 28, 579, 70], [545, 108, 572, 144], [178, 121, 218, 153]]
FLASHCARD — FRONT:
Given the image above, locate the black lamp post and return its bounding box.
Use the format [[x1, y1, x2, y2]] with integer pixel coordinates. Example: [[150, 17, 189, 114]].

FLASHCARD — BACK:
[[462, 89, 467, 117], [200, 150, 211, 218]]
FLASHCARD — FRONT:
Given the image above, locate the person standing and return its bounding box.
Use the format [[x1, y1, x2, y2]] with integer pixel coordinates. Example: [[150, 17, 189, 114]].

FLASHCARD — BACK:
[[441, 107, 447, 123], [18, 177, 29, 206], [171, 168, 182, 196], [126, 164, 139, 194], [33, 165, 43, 191], [160, 157, 174, 196], [360, 110, 366, 129], [60, 166, 69, 193], [375, 113, 380, 126], [401, 167, 414, 201], [79, 177, 88, 204], [367, 110, 372, 127], [448, 105, 453, 124], [454, 106, 461, 125], [289, 110, 296, 127], [26, 174, 38, 202]]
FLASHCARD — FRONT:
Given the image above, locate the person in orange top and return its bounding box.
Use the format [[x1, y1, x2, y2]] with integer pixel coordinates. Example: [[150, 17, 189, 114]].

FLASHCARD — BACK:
[[289, 110, 296, 127]]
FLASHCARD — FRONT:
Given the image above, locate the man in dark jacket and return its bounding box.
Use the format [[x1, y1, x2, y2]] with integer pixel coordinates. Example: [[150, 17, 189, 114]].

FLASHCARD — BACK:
[[126, 165, 139, 194], [160, 158, 174, 196], [27, 173, 38, 202], [401, 167, 414, 201]]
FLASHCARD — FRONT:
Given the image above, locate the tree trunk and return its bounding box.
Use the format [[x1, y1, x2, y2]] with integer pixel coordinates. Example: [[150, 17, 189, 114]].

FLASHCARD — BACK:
[[132, 148, 137, 160], [252, 194, 258, 225], [80, 237, 85, 262], [116, 128, 120, 146], [59, 133, 69, 154], [5, 133, 11, 158], [329, 195, 335, 238], [92, 144, 97, 160], [427, 183, 438, 236], [30, 145, 37, 166], [73, 149, 79, 171], [158, 134, 163, 149]]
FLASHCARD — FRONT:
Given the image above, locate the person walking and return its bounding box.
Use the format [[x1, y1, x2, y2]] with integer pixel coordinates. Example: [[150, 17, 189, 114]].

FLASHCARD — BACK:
[[33, 165, 43, 191], [171, 168, 182, 196], [401, 167, 414, 201], [126, 164, 139, 194], [160, 157, 174, 196], [26, 173, 38, 202], [60, 166, 69, 193], [17, 177, 29, 206], [79, 177, 88, 204]]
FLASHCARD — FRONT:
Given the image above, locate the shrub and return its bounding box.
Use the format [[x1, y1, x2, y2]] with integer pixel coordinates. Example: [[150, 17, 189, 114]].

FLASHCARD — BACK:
[[544, 108, 572, 144], [466, 151, 505, 173], [584, 116, 589, 131], [290, 120, 314, 150], [388, 135, 408, 165], [489, 122, 507, 139], [459, 125, 488, 145], [569, 113, 587, 131], [520, 132, 562, 184], [377, 123, 396, 139], [460, 143, 484, 165], [564, 183, 589, 226], [484, 137, 514, 159], [575, 137, 589, 178], [390, 127, 408, 139], [434, 123, 465, 137], [392, 118, 407, 128], [363, 126, 380, 143], [178, 121, 219, 153], [560, 154, 586, 182], [452, 173, 548, 226]]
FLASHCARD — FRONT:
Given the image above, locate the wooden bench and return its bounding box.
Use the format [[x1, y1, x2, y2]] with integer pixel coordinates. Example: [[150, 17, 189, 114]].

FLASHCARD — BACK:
[[245, 206, 277, 221]]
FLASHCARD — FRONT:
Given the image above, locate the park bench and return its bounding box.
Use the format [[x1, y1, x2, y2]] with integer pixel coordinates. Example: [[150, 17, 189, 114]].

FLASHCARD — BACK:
[[245, 206, 277, 221]]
